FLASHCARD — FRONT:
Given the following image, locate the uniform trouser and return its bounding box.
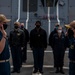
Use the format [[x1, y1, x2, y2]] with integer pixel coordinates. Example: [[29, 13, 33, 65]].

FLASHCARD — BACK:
[[11, 46, 22, 71], [53, 51, 65, 67], [22, 45, 27, 62], [69, 62, 75, 75], [33, 47, 44, 72], [0, 61, 10, 75]]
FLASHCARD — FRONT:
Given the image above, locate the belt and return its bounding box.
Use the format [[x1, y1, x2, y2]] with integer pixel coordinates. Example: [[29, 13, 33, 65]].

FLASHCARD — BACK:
[[70, 60, 75, 63], [0, 59, 9, 63]]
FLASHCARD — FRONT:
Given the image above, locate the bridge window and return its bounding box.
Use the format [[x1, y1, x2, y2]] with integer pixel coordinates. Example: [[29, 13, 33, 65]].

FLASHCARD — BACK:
[[23, 0, 37, 12], [29, 0, 37, 12], [41, 0, 44, 6], [23, 0, 27, 11], [46, 0, 54, 7], [41, 0, 58, 7]]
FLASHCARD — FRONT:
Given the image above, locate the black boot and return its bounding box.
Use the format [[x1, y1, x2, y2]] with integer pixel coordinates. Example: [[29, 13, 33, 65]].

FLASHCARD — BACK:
[[11, 69, 16, 73], [55, 67, 59, 73], [60, 67, 65, 74]]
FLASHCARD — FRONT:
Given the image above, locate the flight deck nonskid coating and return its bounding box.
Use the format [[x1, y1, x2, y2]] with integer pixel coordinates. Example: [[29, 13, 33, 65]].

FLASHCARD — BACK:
[[10, 45, 69, 75]]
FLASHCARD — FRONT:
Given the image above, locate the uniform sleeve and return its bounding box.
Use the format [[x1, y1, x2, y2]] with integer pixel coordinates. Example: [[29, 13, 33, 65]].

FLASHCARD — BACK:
[[8, 32, 12, 47], [25, 29, 29, 42], [30, 30, 35, 48], [44, 31, 47, 48], [49, 31, 53, 46], [21, 31, 25, 47], [50, 34, 55, 49], [65, 36, 70, 48]]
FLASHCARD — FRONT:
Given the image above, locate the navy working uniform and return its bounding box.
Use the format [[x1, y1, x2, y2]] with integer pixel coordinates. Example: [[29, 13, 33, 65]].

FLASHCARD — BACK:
[[0, 32, 10, 75], [51, 32, 67, 73], [21, 26, 29, 63], [30, 27, 47, 74], [49, 24, 59, 46], [9, 28, 25, 73], [49, 29, 57, 46]]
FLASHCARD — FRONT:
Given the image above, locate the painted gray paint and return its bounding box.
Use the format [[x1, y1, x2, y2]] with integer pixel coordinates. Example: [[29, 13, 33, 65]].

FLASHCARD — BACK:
[[0, 0, 75, 36]]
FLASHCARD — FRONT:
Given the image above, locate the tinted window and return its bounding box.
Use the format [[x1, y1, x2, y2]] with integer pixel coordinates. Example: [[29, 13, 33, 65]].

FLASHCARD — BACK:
[[29, 0, 37, 12], [41, 0, 44, 6], [23, 0, 27, 11], [23, 0, 37, 12], [46, 0, 54, 7], [41, 0, 58, 7]]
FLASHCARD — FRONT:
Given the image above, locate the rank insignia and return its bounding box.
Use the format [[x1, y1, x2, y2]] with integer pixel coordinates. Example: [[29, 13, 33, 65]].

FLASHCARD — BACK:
[[70, 45, 74, 49], [17, 33, 20, 36]]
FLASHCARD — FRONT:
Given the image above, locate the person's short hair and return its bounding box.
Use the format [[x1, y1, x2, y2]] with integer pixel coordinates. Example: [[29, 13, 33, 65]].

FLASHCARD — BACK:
[[14, 22, 20, 25], [35, 21, 41, 25], [55, 23, 60, 27], [21, 23, 24, 26], [0, 14, 10, 23]]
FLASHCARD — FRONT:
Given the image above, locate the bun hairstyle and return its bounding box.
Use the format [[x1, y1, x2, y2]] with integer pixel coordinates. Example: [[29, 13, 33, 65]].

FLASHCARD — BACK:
[[14, 22, 20, 26]]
